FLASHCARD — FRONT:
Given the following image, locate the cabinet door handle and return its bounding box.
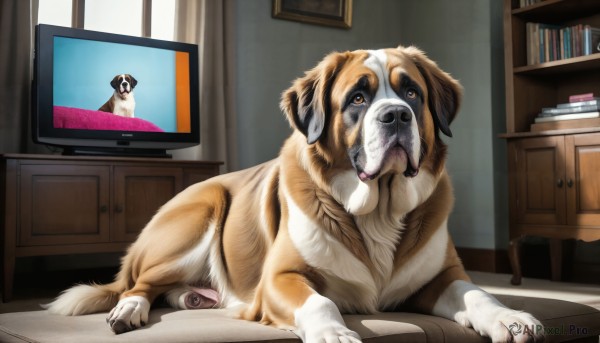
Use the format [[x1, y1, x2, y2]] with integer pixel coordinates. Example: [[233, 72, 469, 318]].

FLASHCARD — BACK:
[[567, 179, 574, 188], [557, 179, 563, 188], [100, 205, 108, 213], [115, 205, 124, 213]]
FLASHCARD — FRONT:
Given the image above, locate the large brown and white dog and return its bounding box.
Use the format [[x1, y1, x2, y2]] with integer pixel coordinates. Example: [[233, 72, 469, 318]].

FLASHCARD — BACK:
[[98, 74, 137, 117], [45, 47, 543, 342]]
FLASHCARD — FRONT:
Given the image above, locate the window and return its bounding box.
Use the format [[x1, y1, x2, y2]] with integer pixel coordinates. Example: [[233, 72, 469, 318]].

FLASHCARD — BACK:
[[84, 0, 143, 36], [151, 0, 176, 41], [38, 0, 72, 27], [37, 0, 176, 41]]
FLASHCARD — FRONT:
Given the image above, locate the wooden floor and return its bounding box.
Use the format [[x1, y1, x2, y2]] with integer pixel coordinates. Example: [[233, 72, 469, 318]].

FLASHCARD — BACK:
[[468, 271, 600, 310]]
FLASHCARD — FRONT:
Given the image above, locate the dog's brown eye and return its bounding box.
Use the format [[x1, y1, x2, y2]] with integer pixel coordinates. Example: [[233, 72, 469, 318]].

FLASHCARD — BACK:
[[352, 94, 365, 104], [407, 89, 417, 100]]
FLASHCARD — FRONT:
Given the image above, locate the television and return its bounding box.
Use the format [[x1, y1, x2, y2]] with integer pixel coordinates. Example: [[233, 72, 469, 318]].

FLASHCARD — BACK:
[[32, 24, 200, 157]]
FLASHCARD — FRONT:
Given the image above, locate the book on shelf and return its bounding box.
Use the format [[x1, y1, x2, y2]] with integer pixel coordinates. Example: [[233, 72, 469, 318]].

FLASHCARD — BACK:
[[569, 93, 597, 103], [541, 104, 600, 116], [531, 117, 600, 132], [525, 23, 600, 65], [536, 94, 600, 124], [557, 98, 600, 108], [534, 111, 600, 123], [585, 27, 600, 55]]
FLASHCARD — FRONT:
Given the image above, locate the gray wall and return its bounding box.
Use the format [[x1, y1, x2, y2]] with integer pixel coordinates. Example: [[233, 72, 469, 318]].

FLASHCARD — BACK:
[[233, 0, 508, 250]]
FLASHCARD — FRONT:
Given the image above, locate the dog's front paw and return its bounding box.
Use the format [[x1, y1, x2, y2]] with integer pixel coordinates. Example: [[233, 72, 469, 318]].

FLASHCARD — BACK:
[[294, 294, 362, 343], [434, 281, 545, 343], [484, 310, 544, 343], [106, 296, 150, 334], [300, 324, 362, 343]]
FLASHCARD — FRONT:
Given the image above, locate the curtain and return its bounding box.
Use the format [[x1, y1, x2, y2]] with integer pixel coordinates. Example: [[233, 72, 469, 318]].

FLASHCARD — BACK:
[[172, 0, 238, 172], [0, 0, 41, 154]]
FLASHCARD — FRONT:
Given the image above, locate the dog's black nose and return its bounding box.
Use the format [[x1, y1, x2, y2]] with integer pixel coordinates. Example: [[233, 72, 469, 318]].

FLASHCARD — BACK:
[[377, 105, 412, 125], [121, 82, 128, 87]]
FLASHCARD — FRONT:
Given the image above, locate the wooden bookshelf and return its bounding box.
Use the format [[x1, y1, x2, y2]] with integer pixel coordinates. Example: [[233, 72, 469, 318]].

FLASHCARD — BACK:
[[502, 0, 600, 285], [513, 53, 600, 75], [504, 0, 600, 134], [512, 0, 600, 23]]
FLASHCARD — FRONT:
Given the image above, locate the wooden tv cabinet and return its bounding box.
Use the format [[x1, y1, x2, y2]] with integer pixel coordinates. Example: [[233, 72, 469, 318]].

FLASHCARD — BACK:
[[0, 154, 222, 302]]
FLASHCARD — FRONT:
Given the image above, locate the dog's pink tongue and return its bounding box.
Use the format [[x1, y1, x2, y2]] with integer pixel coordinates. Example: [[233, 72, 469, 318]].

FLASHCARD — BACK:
[[184, 288, 220, 309], [358, 171, 377, 181], [358, 172, 370, 181]]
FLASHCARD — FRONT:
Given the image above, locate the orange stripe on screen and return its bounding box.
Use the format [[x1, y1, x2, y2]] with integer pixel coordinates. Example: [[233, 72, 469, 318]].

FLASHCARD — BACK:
[[175, 51, 191, 133]]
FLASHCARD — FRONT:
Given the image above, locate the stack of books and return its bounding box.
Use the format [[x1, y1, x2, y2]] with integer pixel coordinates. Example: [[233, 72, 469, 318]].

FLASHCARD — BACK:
[[525, 23, 600, 65], [531, 93, 600, 131]]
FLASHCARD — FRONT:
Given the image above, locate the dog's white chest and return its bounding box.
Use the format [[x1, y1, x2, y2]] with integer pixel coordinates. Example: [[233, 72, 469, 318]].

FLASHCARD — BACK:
[[113, 94, 135, 117], [287, 198, 448, 312], [377, 223, 448, 309], [286, 171, 447, 313]]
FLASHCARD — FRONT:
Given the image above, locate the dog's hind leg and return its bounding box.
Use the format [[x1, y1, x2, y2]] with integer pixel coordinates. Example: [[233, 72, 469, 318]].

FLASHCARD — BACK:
[[106, 261, 183, 333], [106, 263, 186, 333], [106, 229, 217, 334], [106, 183, 229, 334]]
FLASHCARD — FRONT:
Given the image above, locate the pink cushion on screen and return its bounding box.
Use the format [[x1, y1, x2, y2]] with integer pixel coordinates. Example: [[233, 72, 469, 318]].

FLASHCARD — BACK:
[[53, 106, 164, 132]]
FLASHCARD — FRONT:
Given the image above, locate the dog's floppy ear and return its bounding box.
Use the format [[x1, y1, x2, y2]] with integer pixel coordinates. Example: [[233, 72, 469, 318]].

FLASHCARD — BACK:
[[280, 52, 348, 145], [110, 76, 119, 90], [402, 46, 462, 137], [129, 75, 138, 88]]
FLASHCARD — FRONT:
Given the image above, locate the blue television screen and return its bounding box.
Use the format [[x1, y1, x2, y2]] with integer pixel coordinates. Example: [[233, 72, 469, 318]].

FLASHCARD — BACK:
[[33, 24, 199, 156]]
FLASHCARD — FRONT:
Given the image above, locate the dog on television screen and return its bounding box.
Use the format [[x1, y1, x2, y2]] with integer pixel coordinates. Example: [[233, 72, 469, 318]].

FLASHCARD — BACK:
[[98, 74, 137, 118], [45, 46, 543, 343]]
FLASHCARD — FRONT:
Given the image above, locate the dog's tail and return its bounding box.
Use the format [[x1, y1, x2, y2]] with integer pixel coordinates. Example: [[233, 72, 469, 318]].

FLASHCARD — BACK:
[[42, 273, 128, 316], [42, 251, 139, 316]]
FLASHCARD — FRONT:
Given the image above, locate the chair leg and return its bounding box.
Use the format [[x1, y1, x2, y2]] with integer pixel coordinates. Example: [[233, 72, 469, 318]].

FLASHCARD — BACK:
[[2, 254, 15, 302], [548, 239, 563, 282], [508, 236, 523, 285]]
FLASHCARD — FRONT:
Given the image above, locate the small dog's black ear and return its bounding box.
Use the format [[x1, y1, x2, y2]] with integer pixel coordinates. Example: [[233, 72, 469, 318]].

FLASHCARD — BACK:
[[110, 77, 118, 90], [129, 75, 138, 88]]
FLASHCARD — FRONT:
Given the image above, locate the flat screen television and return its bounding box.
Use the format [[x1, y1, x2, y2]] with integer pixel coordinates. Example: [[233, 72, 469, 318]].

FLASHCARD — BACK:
[[32, 24, 200, 157]]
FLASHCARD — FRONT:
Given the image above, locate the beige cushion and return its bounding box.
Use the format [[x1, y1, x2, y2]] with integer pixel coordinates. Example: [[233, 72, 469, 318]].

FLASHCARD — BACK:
[[0, 295, 598, 343]]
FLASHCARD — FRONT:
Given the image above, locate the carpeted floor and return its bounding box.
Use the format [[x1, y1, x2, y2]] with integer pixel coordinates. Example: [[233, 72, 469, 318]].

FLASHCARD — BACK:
[[1, 270, 599, 314]]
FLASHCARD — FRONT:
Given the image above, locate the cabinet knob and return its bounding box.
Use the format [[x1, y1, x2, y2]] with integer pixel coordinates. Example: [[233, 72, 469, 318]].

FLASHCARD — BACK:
[[556, 179, 563, 188], [567, 179, 574, 188], [115, 205, 124, 213], [100, 205, 108, 213]]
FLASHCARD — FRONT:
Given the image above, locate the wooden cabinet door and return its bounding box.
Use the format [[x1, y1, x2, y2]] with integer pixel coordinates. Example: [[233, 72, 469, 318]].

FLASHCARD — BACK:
[[515, 136, 566, 225], [113, 166, 182, 242], [566, 134, 600, 226], [19, 165, 110, 246], [182, 165, 221, 188]]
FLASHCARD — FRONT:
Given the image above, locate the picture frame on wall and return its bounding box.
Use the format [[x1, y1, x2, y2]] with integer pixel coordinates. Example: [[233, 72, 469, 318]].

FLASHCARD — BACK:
[[272, 0, 352, 29]]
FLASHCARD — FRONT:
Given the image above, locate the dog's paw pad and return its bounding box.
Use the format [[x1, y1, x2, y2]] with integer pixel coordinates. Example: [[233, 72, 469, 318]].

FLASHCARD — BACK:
[[109, 319, 132, 334], [106, 296, 150, 335]]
